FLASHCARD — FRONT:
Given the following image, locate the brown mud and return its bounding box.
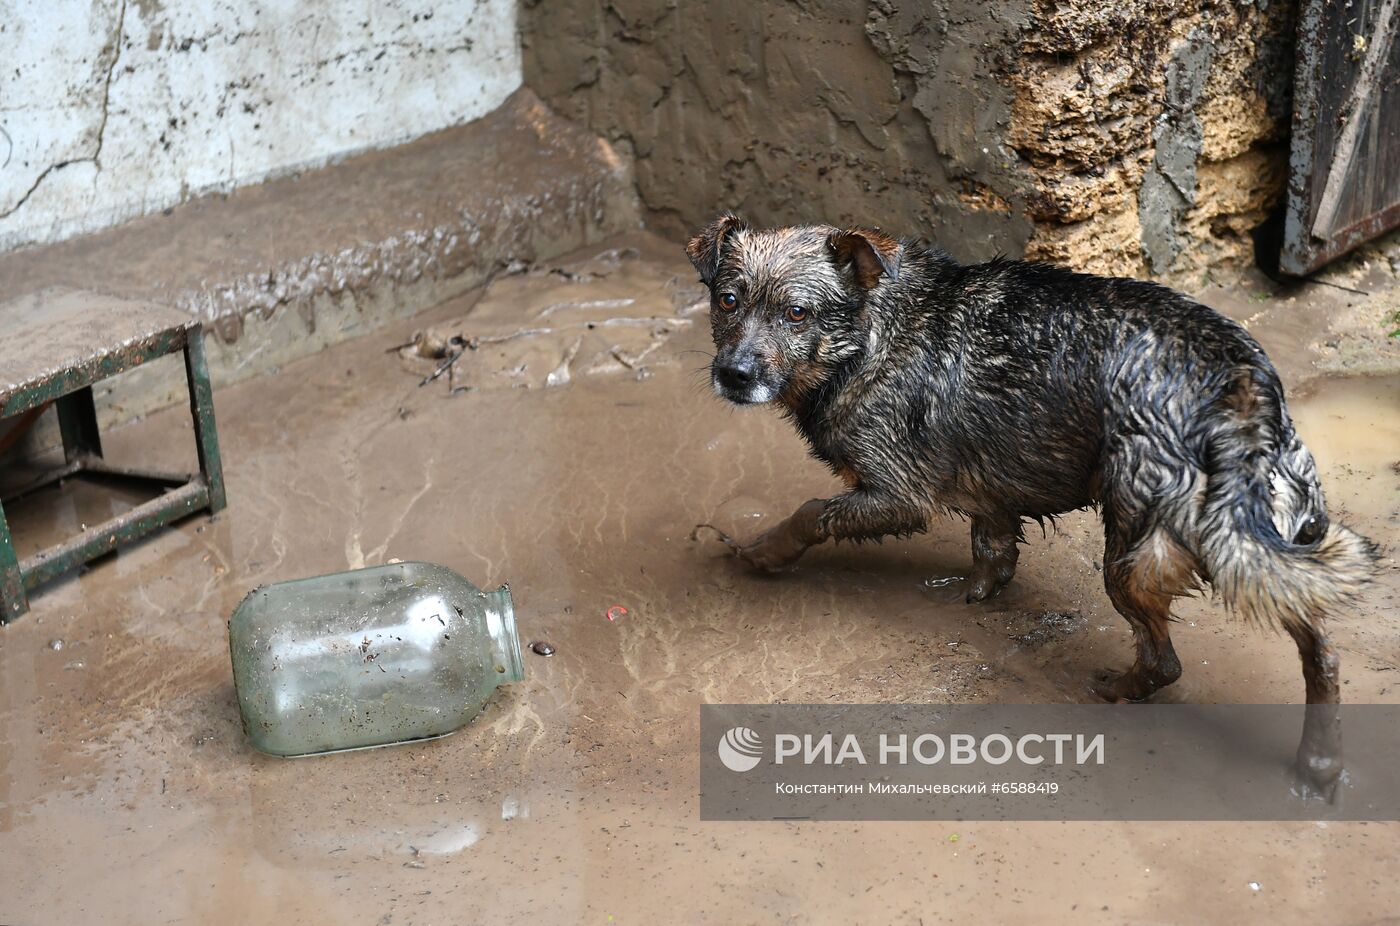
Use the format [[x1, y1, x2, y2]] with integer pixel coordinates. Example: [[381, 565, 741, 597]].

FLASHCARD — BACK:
[[525, 0, 1297, 277], [2, 234, 1398, 924]]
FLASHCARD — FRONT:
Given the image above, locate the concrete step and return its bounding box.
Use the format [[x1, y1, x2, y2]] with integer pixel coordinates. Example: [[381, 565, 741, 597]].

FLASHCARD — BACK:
[[0, 88, 638, 458]]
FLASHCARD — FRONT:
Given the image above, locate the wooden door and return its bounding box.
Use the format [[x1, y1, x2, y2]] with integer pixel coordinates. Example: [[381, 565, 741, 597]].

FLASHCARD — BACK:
[[1283, 0, 1400, 274]]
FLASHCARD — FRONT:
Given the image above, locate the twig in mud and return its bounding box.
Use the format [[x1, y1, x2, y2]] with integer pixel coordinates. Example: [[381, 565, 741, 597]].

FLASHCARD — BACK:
[[691, 523, 742, 554], [468, 326, 557, 347], [1307, 278, 1370, 296], [462, 316, 689, 348], [456, 265, 506, 317], [424, 316, 690, 374], [592, 316, 691, 328], [536, 297, 635, 319], [401, 265, 507, 387], [419, 349, 464, 387]]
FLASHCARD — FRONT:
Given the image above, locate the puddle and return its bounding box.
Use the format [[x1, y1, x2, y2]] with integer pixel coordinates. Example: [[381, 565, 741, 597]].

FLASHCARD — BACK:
[[1289, 374, 1400, 532], [0, 474, 168, 560]]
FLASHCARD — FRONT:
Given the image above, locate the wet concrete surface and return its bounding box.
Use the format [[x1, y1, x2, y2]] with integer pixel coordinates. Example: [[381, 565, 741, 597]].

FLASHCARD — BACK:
[[2, 233, 1398, 924], [0, 89, 638, 460]]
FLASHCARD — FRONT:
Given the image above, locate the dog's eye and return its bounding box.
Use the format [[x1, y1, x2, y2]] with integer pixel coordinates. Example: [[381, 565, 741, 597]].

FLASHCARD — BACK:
[[786, 305, 808, 323], [717, 293, 738, 311]]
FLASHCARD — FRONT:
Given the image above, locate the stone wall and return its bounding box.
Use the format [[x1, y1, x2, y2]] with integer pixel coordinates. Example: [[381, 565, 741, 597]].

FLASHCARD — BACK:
[[523, 0, 1297, 279], [1011, 0, 1296, 277]]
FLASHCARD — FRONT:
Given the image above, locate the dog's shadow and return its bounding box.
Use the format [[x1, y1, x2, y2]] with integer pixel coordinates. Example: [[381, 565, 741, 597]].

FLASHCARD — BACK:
[[693, 528, 1122, 701]]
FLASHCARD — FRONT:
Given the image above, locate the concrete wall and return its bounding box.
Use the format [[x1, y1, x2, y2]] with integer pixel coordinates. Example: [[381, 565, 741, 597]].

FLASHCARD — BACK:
[[0, 0, 522, 254], [523, 0, 1297, 279]]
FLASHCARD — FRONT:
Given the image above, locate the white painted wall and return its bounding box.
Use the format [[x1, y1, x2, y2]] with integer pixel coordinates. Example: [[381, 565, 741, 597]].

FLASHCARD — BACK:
[[0, 0, 522, 253]]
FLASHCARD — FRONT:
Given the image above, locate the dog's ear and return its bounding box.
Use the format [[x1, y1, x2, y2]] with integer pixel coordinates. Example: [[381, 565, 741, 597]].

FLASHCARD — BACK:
[[686, 213, 749, 285], [828, 227, 901, 289]]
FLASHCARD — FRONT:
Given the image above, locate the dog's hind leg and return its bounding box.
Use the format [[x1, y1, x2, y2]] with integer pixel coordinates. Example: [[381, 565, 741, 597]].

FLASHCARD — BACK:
[[1284, 619, 1343, 798], [1093, 526, 1190, 702], [967, 512, 1022, 603]]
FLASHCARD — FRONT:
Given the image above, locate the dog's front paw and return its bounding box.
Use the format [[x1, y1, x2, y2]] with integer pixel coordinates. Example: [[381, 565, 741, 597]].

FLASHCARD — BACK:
[[736, 531, 810, 573], [966, 560, 1015, 603], [733, 499, 828, 573], [965, 575, 1005, 603]]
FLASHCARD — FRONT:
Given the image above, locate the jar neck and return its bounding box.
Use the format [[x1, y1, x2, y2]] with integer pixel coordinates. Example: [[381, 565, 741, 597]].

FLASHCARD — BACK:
[[485, 585, 524, 683]]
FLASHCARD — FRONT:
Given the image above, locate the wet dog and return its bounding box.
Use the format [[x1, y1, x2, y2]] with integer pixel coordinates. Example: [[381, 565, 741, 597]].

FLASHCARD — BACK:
[[686, 214, 1376, 797]]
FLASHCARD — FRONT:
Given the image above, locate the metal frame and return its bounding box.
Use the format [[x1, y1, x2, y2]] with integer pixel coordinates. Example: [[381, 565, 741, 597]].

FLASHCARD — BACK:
[[0, 322, 226, 621]]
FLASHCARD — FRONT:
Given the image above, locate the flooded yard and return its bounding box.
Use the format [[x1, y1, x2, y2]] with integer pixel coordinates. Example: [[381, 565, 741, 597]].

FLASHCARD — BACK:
[[1, 234, 1397, 924]]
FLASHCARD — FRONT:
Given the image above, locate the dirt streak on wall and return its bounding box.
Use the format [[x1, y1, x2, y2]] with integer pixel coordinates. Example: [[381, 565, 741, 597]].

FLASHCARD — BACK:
[[524, 0, 1298, 279]]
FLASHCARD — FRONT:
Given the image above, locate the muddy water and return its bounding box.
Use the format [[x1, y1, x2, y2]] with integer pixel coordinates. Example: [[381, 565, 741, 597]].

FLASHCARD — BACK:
[[1, 236, 1398, 924]]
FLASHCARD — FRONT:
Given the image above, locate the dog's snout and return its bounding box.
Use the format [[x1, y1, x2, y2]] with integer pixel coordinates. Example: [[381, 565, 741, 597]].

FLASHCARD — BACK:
[[716, 357, 758, 391]]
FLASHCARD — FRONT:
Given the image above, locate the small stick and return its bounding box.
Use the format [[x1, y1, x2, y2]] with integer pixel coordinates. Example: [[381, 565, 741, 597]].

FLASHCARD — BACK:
[[419, 350, 463, 387], [690, 523, 742, 554], [410, 266, 507, 387], [1308, 278, 1370, 296]]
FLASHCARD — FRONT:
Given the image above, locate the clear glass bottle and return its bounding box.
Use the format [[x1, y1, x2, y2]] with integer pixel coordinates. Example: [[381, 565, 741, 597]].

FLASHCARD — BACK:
[[229, 561, 523, 757]]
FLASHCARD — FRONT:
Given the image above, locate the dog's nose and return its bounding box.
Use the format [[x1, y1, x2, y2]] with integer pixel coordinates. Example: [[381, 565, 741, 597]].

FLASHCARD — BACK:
[[716, 358, 757, 391]]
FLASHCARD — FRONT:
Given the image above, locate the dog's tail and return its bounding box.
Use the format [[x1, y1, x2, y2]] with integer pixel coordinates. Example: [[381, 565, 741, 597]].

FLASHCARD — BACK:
[[1192, 368, 1376, 631]]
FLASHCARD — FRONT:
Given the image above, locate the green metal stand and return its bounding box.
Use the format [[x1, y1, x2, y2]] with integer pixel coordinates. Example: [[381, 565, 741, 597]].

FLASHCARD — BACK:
[[0, 291, 227, 621]]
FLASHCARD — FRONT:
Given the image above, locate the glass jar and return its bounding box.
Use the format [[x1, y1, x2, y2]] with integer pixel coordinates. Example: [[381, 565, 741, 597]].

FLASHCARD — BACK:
[[229, 561, 523, 757]]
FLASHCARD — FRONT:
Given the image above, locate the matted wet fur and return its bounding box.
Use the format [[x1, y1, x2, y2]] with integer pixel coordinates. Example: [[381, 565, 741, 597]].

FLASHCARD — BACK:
[[686, 213, 1378, 798]]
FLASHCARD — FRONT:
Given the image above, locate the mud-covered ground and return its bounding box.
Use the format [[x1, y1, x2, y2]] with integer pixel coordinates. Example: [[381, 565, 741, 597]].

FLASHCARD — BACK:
[[1, 233, 1398, 924]]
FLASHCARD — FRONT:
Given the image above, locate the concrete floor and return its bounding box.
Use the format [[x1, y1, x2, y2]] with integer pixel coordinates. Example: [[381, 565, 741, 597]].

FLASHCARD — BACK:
[[1, 233, 1398, 924]]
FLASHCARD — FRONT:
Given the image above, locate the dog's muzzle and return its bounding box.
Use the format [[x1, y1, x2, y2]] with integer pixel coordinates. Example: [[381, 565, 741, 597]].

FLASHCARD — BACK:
[[713, 356, 777, 405]]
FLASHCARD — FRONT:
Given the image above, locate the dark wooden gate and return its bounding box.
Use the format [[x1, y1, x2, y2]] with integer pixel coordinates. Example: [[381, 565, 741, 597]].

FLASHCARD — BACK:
[[1283, 0, 1400, 275]]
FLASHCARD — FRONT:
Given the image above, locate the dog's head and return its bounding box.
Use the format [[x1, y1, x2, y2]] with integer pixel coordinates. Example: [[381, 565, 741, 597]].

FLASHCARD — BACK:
[[686, 214, 901, 407]]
